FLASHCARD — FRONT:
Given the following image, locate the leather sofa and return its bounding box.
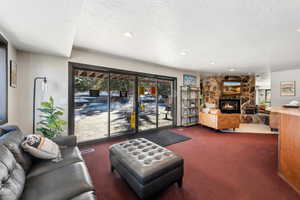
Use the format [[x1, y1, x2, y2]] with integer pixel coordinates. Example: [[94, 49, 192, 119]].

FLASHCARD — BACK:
[[0, 125, 96, 200]]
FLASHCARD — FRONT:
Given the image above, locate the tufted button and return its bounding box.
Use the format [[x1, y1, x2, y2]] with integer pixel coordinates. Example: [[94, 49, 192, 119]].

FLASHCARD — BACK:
[[128, 147, 135, 152], [142, 148, 149, 152], [148, 151, 155, 156], [133, 142, 139, 146], [154, 155, 162, 160], [132, 151, 140, 156], [138, 155, 145, 160], [151, 145, 157, 149], [158, 148, 164, 153], [164, 152, 171, 156]]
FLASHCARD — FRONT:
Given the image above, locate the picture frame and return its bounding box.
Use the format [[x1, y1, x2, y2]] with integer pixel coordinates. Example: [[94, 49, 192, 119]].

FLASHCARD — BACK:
[[222, 81, 241, 95], [280, 81, 295, 96], [183, 74, 197, 86], [10, 60, 17, 88]]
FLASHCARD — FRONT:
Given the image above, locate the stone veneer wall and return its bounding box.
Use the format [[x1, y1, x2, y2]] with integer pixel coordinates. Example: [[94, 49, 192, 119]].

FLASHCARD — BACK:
[[202, 75, 257, 123]]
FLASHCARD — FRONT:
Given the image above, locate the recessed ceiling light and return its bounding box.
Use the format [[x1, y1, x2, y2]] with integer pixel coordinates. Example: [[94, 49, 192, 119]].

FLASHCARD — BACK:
[[123, 32, 133, 38], [180, 51, 187, 56], [210, 61, 215, 65], [297, 29, 300, 32], [229, 68, 236, 72]]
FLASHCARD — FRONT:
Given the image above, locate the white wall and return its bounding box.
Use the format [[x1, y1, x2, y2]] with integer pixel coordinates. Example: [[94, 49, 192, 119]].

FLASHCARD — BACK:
[[0, 31, 19, 126], [271, 68, 300, 106], [17, 49, 200, 134]]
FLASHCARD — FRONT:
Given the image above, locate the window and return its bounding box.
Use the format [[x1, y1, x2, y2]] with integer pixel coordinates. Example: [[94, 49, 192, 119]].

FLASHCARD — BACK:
[[0, 34, 8, 125]]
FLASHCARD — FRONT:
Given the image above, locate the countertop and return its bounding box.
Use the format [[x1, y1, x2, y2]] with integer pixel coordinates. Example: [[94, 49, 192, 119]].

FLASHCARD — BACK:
[[270, 106, 300, 117]]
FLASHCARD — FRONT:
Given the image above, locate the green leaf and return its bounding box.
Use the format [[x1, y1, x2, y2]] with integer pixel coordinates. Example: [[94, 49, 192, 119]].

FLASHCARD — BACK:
[[36, 96, 65, 138]]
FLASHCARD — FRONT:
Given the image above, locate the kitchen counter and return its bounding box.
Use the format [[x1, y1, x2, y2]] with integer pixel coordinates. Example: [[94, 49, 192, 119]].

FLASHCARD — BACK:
[[270, 106, 300, 194]]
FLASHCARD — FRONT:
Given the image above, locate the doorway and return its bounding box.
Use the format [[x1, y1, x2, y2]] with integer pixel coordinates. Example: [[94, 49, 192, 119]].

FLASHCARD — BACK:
[[69, 63, 177, 144]]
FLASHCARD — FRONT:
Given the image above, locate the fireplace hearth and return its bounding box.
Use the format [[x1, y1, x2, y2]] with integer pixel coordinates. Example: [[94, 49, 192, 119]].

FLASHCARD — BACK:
[[219, 99, 241, 114]]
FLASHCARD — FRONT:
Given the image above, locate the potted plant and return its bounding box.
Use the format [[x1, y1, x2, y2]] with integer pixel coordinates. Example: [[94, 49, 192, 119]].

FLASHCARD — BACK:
[[36, 96, 67, 139]]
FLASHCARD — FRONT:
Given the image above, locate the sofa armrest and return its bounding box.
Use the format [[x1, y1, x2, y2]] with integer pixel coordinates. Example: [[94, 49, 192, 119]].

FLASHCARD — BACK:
[[0, 125, 20, 133], [52, 135, 77, 147]]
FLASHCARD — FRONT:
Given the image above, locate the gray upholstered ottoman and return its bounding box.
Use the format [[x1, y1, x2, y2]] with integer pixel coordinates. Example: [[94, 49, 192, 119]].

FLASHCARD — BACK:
[[109, 138, 184, 199]]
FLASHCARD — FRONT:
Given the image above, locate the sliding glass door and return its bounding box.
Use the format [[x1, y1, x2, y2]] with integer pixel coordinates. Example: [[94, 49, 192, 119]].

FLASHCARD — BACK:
[[110, 73, 136, 136], [74, 69, 109, 142], [70, 64, 176, 143], [138, 77, 157, 131], [158, 79, 174, 127]]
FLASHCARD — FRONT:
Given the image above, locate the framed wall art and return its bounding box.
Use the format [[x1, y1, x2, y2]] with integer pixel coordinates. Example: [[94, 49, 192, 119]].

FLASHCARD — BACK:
[[280, 81, 295, 96], [10, 60, 17, 88], [183, 74, 197, 86]]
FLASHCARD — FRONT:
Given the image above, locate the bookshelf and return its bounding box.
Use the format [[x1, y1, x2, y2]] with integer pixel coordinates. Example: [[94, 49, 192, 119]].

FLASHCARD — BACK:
[[180, 86, 202, 126]]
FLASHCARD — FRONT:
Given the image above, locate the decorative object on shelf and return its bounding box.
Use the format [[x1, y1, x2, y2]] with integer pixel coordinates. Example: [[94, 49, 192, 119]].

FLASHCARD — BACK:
[[283, 100, 299, 108], [36, 96, 67, 139], [183, 74, 197, 86], [222, 81, 241, 95], [280, 81, 295, 96], [180, 86, 201, 126], [9, 60, 17, 88], [33, 77, 47, 134]]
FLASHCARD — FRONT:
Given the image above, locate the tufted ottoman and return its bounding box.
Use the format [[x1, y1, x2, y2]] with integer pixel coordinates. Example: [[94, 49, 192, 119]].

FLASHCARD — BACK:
[[109, 138, 184, 199]]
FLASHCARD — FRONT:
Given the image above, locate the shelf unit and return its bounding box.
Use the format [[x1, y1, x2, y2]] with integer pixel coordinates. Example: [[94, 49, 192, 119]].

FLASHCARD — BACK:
[[180, 86, 202, 127]]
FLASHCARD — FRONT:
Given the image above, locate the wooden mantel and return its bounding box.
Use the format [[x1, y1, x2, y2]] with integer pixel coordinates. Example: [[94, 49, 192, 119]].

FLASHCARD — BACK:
[[270, 106, 300, 194]]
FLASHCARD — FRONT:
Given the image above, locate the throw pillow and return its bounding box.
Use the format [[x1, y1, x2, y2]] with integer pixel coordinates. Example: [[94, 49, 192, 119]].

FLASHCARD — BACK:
[[21, 135, 62, 162]]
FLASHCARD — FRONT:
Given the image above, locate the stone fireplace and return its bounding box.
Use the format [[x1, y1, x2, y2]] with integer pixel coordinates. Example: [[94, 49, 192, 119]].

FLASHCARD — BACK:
[[219, 99, 241, 114], [202, 75, 256, 123]]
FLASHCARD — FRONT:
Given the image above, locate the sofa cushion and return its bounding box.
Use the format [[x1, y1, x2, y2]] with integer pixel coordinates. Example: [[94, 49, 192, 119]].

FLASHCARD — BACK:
[[0, 144, 26, 200], [27, 146, 83, 178], [22, 162, 94, 200], [0, 130, 32, 172]]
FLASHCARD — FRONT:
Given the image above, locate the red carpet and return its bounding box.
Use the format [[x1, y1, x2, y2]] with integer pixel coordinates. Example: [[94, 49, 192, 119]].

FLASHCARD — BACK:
[[80, 126, 300, 200]]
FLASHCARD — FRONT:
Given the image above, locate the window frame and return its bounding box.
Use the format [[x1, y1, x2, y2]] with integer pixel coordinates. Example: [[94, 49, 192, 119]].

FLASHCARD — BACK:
[[0, 33, 8, 125]]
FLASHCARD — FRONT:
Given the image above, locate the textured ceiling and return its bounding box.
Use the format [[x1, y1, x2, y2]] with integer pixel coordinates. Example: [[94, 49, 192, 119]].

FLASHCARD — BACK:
[[0, 0, 83, 56], [1, 0, 300, 72]]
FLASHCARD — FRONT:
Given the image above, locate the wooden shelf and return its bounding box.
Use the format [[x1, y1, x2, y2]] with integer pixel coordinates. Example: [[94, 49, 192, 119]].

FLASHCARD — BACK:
[[180, 86, 202, 127]]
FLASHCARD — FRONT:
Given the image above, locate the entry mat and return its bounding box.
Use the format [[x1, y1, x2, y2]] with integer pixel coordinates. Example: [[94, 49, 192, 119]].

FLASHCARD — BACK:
[[129, 129, 191, 147]]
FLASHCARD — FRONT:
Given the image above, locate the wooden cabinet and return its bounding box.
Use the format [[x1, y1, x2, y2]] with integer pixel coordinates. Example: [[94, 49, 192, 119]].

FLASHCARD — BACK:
[[199, 111, 240, 130], [270, 111, 280, 130], [279, 113, 300, 193]]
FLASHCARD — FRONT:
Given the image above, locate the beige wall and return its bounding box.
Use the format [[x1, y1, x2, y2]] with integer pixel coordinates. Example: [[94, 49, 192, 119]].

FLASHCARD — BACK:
[[271, 69, 300, 106], [17, 49, 200, 134], [0, 31, 19, 126]]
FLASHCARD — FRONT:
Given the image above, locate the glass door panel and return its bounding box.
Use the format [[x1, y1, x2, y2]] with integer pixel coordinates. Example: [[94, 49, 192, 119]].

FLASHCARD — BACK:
[[158, 79, 174, 127], [74, 69, 109, 142], [110, 73, 136, 136], [138, 77, 157, 131]]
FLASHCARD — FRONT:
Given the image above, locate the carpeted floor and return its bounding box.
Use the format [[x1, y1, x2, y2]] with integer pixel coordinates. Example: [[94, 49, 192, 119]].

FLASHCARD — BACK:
[[80, 126, 300, 200]]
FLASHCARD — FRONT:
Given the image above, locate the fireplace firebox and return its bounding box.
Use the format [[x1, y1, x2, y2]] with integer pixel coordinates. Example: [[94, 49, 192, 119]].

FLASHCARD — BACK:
[[219, 99, 241, 114]]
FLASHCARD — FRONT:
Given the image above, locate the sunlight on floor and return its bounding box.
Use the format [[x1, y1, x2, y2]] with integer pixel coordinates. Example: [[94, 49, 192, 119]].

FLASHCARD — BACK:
[[221, 123, 278, 134]]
